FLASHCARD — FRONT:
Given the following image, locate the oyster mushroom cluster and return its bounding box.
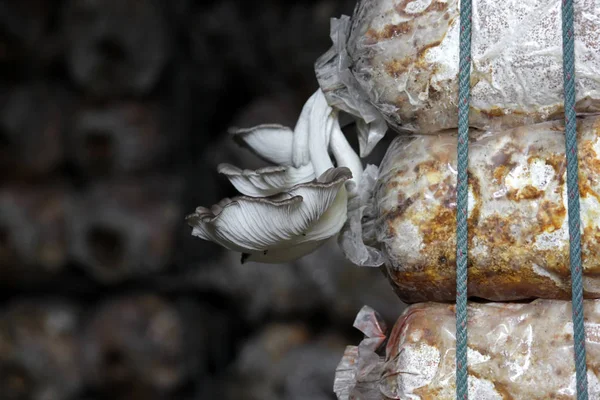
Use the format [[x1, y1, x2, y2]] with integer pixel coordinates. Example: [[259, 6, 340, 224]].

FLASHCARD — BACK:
[[186, 90, 368, 263], [188, 0, 600, 269], [187, 0, 600, 287]]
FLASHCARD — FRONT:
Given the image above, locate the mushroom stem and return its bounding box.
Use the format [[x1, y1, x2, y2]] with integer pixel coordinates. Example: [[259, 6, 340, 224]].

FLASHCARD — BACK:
[[330, 116, 363, 186], [292, 92, 316, 168], [308, 91, 335, 176]]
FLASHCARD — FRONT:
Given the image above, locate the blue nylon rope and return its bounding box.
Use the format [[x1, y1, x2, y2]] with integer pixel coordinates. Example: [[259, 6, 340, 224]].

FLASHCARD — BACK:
[[455, 0, 472, 397], [455, 0, 589, 398], [561, 0, 589, 397]]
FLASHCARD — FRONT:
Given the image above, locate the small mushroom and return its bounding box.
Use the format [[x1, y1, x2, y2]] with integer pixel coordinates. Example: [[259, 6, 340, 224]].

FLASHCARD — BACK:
[[187, 90, 363, 263]]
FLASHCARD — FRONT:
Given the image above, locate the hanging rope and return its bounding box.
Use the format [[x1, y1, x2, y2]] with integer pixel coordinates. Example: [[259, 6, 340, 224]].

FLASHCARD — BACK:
[[561, 0, 589, 397], [455, 0, 472, 397], [455, 0, 588, 398]]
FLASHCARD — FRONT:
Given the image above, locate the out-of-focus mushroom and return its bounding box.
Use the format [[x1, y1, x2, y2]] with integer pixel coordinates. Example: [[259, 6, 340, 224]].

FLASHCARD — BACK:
[[67, 178, 182, 282], [68, 101, 166, 177], [0, 185, 70, 283], [224, 323, 346, 400], [82, 295, 203, 396], [0, 300, 82, 400], [62, 0, 169, 97], [0, 82, 68, 180]]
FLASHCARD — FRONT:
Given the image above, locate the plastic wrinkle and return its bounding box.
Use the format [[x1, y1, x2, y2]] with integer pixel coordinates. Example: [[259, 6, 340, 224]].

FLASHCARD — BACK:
[[353, 305, 388, 351], [334, 306, 389, 400], [338, 165, 386, 267], [315, 15, 388, 157], [335, 300, 600, 399], [368, 115, 600, 303]]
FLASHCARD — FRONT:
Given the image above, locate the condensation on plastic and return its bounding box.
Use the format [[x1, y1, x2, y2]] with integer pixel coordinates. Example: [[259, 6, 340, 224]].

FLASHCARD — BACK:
[[347, 115, 600, 303], [335, 300, 600, 400], [315, 15, 389, 158], [316, 0, 600, 141]]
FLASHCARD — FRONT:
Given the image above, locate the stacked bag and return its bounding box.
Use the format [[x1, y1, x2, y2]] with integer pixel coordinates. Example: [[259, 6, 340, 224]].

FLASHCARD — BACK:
[[316, 0, 600, 398]]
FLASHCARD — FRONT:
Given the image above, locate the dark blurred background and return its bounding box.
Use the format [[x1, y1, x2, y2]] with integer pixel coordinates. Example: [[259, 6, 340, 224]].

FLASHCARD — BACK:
[[0, 1, 404, 399]]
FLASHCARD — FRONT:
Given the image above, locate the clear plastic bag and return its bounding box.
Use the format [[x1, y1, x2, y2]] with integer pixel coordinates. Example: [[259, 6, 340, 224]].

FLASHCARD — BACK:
[[316, 0, 600, 141], [335, 300, 600, 399], [341, 115, 600, 303]]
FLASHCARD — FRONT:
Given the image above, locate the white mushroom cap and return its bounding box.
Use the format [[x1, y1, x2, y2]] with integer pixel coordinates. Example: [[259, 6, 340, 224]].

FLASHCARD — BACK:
[[187, 167, 352, 263], [217, 163, 315, 197], [230, 124, 294, 166]]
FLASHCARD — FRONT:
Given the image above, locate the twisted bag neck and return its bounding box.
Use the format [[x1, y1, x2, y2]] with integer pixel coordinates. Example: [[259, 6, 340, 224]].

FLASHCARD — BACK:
[[454, 0, 589, 398]]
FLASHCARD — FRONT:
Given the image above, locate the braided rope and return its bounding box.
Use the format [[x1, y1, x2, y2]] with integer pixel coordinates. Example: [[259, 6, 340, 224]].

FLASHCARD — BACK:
[[561, 0, 589, 397], [455, 0, 588, 397], [455, 0, 472, 397]]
